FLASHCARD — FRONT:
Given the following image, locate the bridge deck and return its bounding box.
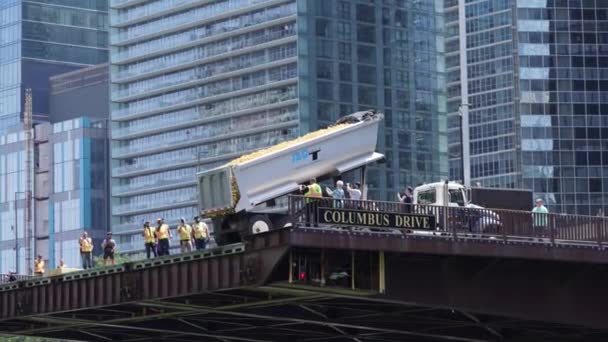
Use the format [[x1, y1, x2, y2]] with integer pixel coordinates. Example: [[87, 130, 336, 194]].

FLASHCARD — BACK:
[[1, 219, 607, 341]]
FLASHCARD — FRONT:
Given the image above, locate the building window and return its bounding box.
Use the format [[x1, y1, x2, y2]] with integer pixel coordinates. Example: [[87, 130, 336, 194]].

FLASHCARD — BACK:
[[337, 1, 350, 19], [358, 85, 376, 105], [317, 60, 333, 80], [338, 42, 351, 61], [316, 40, 333, 58], [316, 19, 331, 38], [339, 63, 352, 81], [317, 81, 334, 100], [356, 4, 375, 23], [339, 84, 352, 102], [357, 24, 375, 43], [337, 21, 351, 41], [357, 65, 376, 84], [357, 45, 376, 64]]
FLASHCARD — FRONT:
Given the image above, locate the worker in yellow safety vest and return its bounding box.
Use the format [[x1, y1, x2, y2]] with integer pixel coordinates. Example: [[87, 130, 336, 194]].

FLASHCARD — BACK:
[[143, 221, 157, 259], [301, 178, 323, 226], [34, 255, 45, 276], [302, 177, 323, 202], [155, 218, 171, 256], [79, 231, 94, 269], [192, 216, 209, 251], [177, 217, 193, 253]]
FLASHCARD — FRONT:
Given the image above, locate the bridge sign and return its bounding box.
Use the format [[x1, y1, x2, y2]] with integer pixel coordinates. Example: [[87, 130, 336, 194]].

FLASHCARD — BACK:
[[318, 207, 436, 230]]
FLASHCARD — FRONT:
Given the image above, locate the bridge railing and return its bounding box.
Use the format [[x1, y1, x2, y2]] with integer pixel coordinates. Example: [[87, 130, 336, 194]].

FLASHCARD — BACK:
[[287, 195, 607, 247], [0, 274, 34, 285]]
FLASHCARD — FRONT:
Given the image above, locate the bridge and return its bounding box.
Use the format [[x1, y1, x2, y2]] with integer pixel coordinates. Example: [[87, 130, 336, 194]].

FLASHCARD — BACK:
[[1, 196, 607, 341]]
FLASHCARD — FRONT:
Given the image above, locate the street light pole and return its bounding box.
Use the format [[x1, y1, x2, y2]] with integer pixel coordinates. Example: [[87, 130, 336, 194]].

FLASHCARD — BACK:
[[457, 0, 471, 188], [459, 104, 471, 188]]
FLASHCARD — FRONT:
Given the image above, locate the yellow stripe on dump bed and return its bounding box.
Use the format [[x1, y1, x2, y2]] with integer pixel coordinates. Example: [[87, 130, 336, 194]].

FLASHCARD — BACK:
[[228, 123, 352, 166]]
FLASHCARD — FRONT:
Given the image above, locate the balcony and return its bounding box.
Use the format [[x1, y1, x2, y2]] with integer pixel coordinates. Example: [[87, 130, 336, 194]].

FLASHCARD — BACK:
[[113, 113, 199, 140], [112, 218, 183, 235], [113, 194, 198, 216], [111, 77, 297, 121], [110, 0, 134, 8], [113, 73, 198, 100], [111, 0, 290, 45], [113, 178, 197, 197], [112, 27, 295, 79], [113, 50, 295, 101], [112, 151, 245, 179], [112, 97, 297, 141], [111, 119, 296, 158], [112, 152, 195, 176], [112, 90, 198, 119], [114, 0, 202, 25], [111, 15, 296, 64]]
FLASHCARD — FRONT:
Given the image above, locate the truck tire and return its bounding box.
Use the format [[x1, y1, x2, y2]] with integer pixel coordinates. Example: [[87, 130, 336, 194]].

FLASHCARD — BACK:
[[249, 215, 273, 234]]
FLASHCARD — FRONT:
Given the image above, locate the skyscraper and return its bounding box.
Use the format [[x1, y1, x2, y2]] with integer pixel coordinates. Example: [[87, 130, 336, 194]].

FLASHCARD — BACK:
[[445, 0, 520, 190], [0, 64, 110, 275], [0, 116, 109, 274], [447, 0, 608, 215], [0, 0, 109, 131], [110, 0, 447, 257]]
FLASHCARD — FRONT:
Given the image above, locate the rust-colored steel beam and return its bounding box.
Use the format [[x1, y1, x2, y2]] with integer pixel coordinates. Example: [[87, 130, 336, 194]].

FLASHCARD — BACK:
[[0, 232, 289, 321]]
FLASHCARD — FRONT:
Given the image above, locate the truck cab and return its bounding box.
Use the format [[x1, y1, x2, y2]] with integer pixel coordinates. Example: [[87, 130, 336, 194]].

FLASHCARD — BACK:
[[413, 181, 468, 207], [412, 181, 501, 233]]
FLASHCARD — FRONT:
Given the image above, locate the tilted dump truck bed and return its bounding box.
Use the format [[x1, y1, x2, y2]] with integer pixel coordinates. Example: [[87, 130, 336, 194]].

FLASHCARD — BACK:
[[198, 111, 384, 216]]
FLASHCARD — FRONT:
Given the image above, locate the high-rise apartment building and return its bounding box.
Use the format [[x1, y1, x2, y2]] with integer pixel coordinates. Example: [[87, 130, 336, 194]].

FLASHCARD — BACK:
[[110, 0, 447, 257], [0, 0, 109, 131], [446, 0, 608, 215], [445, 0, 520, 189]]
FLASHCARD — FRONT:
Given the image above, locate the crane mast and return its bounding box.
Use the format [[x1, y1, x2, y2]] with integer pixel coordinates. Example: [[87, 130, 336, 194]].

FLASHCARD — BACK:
[[24, 88, 33, 273]]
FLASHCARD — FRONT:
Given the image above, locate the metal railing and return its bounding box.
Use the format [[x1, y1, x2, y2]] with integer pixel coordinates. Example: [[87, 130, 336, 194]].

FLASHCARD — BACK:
[[0, 274, 34, 285], [287, 195, 608, 248]]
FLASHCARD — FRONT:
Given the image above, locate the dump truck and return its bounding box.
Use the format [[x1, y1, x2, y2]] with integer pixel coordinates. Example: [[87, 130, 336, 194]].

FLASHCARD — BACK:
[[197, 111, 384, 244]]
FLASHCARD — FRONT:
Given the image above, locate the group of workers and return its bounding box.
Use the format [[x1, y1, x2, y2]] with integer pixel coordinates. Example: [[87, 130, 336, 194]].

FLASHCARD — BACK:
[[301, 178, 362, 202], [142, 216, 210, 259], [30, 217, 210, 276], [77, 230, 116, 269], [32, 255, 68, 277], [300, 178, 363, 225]]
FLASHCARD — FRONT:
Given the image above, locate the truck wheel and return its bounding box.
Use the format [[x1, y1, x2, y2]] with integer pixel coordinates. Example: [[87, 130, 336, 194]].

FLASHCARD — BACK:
[[249, 215, 273, 234]]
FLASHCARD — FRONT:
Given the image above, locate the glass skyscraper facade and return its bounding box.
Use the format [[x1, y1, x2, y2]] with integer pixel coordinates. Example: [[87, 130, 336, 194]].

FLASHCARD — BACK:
[[110, 0, 446, 257], [447, 0, 608, 215], [0, 0, 108, 131], [445, 0, 520, 189], [0, 117, 109, 274]]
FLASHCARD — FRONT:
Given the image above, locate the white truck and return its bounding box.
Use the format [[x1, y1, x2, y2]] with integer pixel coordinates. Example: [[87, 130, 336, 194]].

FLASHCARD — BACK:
[[412, 181, 502, 233], [197, 111, 384, 244]]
